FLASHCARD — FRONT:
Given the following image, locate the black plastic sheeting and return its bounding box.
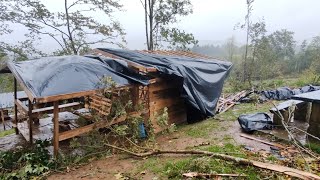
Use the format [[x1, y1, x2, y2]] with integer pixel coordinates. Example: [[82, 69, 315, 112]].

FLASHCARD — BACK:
[[238, 113, 273, 133], [259, 85, 320, 101], [98, 48, 233, 117], [7, 56, 150, 98]]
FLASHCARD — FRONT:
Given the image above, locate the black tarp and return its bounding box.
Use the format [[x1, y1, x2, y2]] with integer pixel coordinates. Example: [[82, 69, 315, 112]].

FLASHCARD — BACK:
[[259, 85, 320, 101], [7, 55, 149, 98], [238, 113, 273, 133], [98, 48, 233, 117]]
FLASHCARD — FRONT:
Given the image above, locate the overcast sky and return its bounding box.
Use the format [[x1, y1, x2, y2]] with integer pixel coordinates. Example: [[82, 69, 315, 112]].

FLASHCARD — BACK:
[[4, 0, 320, 51], [117, 0, 320, 49]]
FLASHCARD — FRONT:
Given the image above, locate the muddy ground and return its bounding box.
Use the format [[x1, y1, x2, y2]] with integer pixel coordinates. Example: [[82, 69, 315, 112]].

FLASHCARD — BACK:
[[47, 102, 319, 179]]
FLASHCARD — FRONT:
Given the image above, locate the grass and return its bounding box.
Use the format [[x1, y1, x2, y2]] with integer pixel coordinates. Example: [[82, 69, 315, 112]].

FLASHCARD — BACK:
[[0, 128, 15, 138], [216, 101, 274, 121], [137, 143, 273, 179], [179, 118, 219, 138]]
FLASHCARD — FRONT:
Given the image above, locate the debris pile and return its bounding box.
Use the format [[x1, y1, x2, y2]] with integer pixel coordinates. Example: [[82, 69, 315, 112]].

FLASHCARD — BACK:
[[216, 90, 247, 113]]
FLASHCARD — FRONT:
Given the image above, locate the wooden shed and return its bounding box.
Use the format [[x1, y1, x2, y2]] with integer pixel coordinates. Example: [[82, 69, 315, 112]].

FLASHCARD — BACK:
[[5, 49, 226, 157]]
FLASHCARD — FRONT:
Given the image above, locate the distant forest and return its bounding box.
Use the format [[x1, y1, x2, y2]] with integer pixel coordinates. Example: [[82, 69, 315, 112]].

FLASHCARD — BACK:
[[192, 27, 320, 91]]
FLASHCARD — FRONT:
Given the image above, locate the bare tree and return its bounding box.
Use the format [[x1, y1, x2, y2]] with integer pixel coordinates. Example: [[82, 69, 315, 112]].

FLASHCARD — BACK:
[[241, 0, 254, 82]]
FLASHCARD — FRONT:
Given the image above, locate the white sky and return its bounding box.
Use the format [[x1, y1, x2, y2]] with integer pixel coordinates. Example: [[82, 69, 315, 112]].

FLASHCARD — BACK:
[[3, 0, 320, 51]]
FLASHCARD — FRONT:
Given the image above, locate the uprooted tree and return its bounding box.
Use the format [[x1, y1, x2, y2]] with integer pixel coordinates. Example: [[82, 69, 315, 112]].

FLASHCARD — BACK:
[[140, 0, 198, 50], [0, 0, 126, 55]]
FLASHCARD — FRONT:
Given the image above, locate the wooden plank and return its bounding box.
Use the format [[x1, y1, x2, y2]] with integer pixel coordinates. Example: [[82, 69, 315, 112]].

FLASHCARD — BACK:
[[89, 98, 111, 106], [149, 98, 184, 109], [28, 100, 33, 144], [90, 94, 112, 103], [35, 90, 97, 104], [59, 112, 141, 141], [32, 102, 82, 114], [53, 101, 59, 158], [149, 83, 181, 93], [15, 99, 28, 114]]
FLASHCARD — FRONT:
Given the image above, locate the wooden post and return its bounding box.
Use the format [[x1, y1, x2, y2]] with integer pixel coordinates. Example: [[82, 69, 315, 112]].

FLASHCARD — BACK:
[[53, 101, 59, 157], [1, 110, 5, 130], [28, 99, 33, 144], [14, 78, 19, 134], [305, 102, 312, 123], [131, 85, 139, 110]]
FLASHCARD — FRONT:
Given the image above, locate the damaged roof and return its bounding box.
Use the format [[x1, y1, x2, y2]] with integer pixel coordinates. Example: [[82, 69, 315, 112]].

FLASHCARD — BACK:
[[6, 48, 232, 116]]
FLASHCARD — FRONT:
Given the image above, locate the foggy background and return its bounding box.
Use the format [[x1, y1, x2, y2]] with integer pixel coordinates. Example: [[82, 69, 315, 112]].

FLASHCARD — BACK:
[[3, 0, 320, 51]]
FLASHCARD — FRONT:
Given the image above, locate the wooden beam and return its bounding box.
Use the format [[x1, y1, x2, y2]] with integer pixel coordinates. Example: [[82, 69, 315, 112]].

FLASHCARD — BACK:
[[32, 102, 83, 115], [15, 99, 28, 114], [0, 110, 5, 130], [28, 100, 33, 144], [59, 112, 142, 141], [53, 101, 59, 158], [35, 90, 97, 103], [14, 78, 19, 134]]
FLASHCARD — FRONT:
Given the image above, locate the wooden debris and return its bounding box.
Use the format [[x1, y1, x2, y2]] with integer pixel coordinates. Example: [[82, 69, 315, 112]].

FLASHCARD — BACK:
[[240, 134, 286, 149], [105, 143, 320, 179], [183, 172, 247, 179], [216, 91, 247, 114]]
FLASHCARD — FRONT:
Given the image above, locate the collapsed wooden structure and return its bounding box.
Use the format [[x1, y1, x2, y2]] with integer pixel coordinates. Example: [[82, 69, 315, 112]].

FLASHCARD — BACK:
[[6, 49, 221, 157]]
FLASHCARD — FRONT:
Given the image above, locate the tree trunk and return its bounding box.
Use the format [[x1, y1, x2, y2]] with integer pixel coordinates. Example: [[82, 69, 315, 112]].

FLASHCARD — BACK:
[[144, 0, 150, 50], [148, 0, 154, 51], [243, 2, 250, 83], [65, 0, 77, 54]]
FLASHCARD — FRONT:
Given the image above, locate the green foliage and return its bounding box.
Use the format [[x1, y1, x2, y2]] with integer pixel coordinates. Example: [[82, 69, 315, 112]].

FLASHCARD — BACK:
[[163, 156, 261, 179], [296, 68, 320, 86], [0, 140, 55, 179], [142, 0, 197, 50]]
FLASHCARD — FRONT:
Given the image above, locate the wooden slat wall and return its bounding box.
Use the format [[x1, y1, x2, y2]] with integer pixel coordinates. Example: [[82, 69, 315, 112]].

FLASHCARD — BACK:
[[88, 94, 112, 116], [148, 80, 186, 133]]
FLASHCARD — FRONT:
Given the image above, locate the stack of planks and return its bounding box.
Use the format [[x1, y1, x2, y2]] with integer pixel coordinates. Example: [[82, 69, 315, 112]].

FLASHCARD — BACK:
[[216, 91, 247, 114], [148, 80, 187, 133]]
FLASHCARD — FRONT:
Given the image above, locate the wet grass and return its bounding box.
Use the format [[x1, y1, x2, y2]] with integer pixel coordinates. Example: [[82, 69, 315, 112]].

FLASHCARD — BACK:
[[0, 128, 15, 138], [178, 118, 219, 138]]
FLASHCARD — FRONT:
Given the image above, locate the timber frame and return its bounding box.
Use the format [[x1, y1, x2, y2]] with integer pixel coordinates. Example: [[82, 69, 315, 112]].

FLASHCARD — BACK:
[[8, 49, 218, 157]]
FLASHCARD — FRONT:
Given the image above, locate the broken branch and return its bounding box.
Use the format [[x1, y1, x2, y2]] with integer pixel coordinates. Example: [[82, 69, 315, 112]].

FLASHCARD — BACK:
[[104, 143, 320, 179]]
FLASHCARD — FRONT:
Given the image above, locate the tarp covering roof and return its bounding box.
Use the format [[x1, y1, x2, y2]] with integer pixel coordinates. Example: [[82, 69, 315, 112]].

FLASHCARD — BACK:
[[98, 48, 233, 116], [7, 55, 149, 98], [6, 49, 232, 117]]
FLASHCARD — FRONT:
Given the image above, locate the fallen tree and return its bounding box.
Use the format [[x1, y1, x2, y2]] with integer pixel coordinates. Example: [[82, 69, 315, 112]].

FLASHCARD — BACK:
[[105, 143, 320, 179]]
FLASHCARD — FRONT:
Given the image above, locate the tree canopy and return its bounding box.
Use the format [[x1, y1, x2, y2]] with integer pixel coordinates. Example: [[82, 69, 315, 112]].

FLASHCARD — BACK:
[[0, 0, 125, 55], [140, 0, 198, 50]]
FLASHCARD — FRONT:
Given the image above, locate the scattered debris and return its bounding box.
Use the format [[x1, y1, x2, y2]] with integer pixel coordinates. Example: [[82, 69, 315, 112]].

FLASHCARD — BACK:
[[240, 134, 285, 149], [182, 172, 247, 179], [104, 143, 320, 179], [216, 90, 247, 113]]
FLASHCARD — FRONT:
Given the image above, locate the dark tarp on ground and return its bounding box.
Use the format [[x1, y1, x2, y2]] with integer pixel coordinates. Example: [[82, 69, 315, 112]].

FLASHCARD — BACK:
[[98, 48, 233, 117], [259, 85, 320, 101], [7, 55, 150, 98], [238, 113, 273, 133]]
